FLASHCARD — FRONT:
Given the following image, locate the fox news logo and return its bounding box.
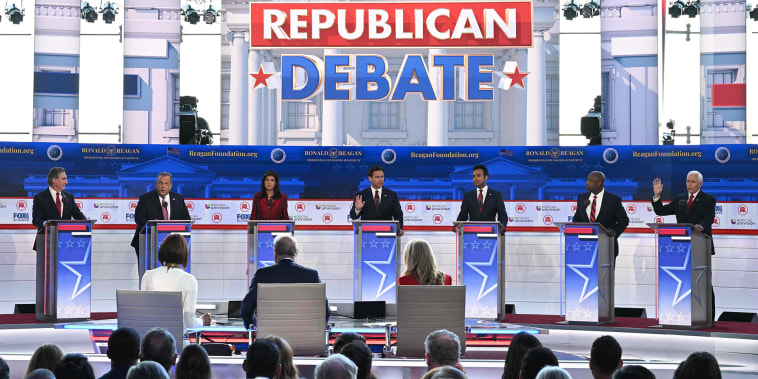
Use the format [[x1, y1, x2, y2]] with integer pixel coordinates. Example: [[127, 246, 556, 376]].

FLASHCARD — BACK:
[[237, 213, 251, 222], [13, 213, 30, 221]]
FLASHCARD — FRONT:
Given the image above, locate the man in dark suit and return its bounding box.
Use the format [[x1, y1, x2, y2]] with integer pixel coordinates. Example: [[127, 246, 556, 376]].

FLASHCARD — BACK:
[[349, 165, 404, 236], [131, 172, 191, 256], [456, 164, 508, 231], [572, 171, 629, 258], [32, 167, 87, 251], [240, 235, 328, 328]]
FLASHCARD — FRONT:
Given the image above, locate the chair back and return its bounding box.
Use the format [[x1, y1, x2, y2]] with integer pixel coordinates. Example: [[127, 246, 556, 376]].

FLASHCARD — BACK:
[[396, 285, 466, 358], [256, 283, 327, 356], [116, 289, 185, 353]]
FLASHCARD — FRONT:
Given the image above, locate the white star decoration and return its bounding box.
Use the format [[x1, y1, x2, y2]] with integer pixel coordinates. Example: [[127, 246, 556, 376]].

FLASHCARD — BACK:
[[660, 249, 692, 307], [567, 244, 599, 303], [59, 243, 91, 301], [364, 242, 396, 299], [464, 248, 498, 301]]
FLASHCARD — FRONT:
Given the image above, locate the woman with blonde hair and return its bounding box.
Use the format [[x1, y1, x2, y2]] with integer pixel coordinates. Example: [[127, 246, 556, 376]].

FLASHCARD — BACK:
[[398, 239, 452, 285], [265, 336, 300, 379]]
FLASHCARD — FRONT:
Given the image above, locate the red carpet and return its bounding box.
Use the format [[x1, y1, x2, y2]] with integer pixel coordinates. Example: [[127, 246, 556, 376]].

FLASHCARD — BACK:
[[0, 312, 117, 325]]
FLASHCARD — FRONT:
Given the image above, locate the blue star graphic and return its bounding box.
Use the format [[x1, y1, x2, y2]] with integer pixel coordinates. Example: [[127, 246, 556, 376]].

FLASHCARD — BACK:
[[364, 247, 396, 298], [362, 241, 369, 248], [464, 249, 498, 301], [483, 241, 492, 250], [567, 244, 599, 303], [665, 245, 674, 254], [266, 240, 274, 248], [660, 250, 692, 307], [66, 240, 75, 248], [571, 243, 581, 251], [59, 245, 91, 301], [471, 241, 480, 249], [382, 240, 391, 248], [259, 260, 275, 267], [370, 240, 379, 248], [258, 241, 265, 248], [77, 240, 87, 248], [677, 245, 687, 254], [58, 241, 65, 249], [463, 242, 470, 249], [583, 243, 592, 252]]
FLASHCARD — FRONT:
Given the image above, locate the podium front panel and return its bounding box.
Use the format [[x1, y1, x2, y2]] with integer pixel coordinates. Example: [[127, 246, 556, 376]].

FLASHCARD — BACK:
[[247, 221, 295, 283], [354, 222, 398, 303], [457, 223, 503, 319], [564, 225, 604, 323], [143, 222, 193, 275], [53, 222, 92, 319], [657, 225, 694, 326]]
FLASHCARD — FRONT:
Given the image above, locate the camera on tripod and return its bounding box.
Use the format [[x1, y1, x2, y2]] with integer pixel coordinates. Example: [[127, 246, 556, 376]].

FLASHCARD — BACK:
[[179, 96, 213, 145]]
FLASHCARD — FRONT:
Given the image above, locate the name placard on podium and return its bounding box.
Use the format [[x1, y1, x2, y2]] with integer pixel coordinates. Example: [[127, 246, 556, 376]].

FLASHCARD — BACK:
[[247, 220, 295, 283], [139, 220, 193, 283], [352, 220, 399, 303], [454, 221, 505, 320]]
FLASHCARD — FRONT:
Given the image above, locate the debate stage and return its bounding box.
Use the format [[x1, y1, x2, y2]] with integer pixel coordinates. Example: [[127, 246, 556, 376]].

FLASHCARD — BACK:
[[1, 312, 758, 379]]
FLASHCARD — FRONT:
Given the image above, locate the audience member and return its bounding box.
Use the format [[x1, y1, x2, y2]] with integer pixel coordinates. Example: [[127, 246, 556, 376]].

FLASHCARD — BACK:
[[672, 360, 684, 378], [26, 343, 64, 375], [26, 368, 56, 379], [425, 330, 463, 371], [675, 351, 721, 379], [100, 326, 141, 379], [612, 365, 655, 379], [340, 341, 373, 379], [0, 356, 8, 379], [265, 336, 299, 379], [54, 353, 95, 379], [175, 344, 211, 379], [590, 335, 623, 379], [536, 366, 572, 379], [333, 332, 367, 354], [398, 239, 452, 285], [421, 365, 468, 379], [140, 327, 178, 373], [244, 339, 281, 378], [520, 347, 559, 379], [314, 354, 358, 379], [126, 361, 170, 379], [502, 332, 542, 379]]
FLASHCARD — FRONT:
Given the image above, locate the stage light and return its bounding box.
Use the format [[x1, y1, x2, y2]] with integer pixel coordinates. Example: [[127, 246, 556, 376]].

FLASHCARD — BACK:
[[100, 2, 118, 24], [5, 3, 24, 24], [580, 96, 602, 146], [669, 0, 686, 17], [203, 5, 218, 24], [81, 1, 98, 23], [684, 1, 700, 17], [563, 1, 580, 20], [750, 6, 758, 21], [581, 1, 600, 18], [182, 4, 200, 24]]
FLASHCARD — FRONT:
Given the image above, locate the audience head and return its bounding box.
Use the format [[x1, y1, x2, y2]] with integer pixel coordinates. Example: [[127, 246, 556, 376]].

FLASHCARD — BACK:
[[245, 339, 281, 378], [315, 354, 358, 379], [265, 336, 299, 379], [127, 360, 170, 379], [140, 327, 178, 372], [612, 365, 655, 379], [675, 351, 720, 379], [536, 366, 572, 379], [340, 341, 373, 379], [0, 356, 8, 379], [158, 233, 189, 268], [25, 368, 56, 379], [425, 329, 462, 370], [590, 335, 623, 378], [333, 332, 367, 354], [260, 170, 282, 197], [422, 365, 468, 379], [54, 353, 95, 379], [175, 344, 211, 379], [520, 347, 559, 379], [273, 235, 298, 259], [26, 343, 64, 375], [403, 239, 445, 285], [108, 326, 141, 367], [503, 332, 542, 379]]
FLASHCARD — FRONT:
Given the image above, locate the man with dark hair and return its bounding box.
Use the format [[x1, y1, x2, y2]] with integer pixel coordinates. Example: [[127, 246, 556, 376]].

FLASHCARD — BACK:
[[139, 327, 177, 372], [590, 335, 623, 379], [573, 171, 629, 259], [243, 339, 281, 378], [424, 330, 463, 371], [32, 167, 87, 251], [54, 353, 95, 379], [456, 164, 508, 229], [131, 172, 191, 256], [350, 165, 404, 236], [340, 341, 373, 379], [676, 351, 721, 379], [240, 235, 328, 328], [613, 365, 655, 379], [333, 332, 367, 354], [100, 327, 141, 379], [26, 369, 57, 379], [520, 347, 558, 379]]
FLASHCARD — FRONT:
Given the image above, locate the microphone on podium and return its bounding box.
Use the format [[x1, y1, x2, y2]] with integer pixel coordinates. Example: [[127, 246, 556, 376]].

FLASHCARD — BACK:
[[583, 199, 591, 207], [162, 201, 168, 209], [678, 199, 687, 209], [268, 198, 273, 207]]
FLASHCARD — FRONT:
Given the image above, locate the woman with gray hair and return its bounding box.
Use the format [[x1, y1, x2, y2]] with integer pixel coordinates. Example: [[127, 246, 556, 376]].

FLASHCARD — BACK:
[[126, 361, 170, 379], [315, 354, 358, 379], [536, 366, 572, 379], [398, 239, 452, 285]]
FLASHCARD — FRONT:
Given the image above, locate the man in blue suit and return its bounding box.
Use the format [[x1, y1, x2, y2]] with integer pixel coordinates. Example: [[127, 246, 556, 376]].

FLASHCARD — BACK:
[[572, 171, 629, 258], [349, 165, 404, 236], [32, 167, 87, 251], [131, 172, 191, 256], [240, 235, 328, 328], [456, 164, 508, 231]]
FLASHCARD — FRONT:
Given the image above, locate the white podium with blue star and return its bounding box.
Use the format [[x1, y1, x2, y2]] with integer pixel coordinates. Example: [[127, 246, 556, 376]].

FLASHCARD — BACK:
[[247, 220, 295, 284], [352, 220, 400, 304], [454, 221, 505, 320], [36, 219, 96, 322], [138, 220, 194, 284], [648, 223, 713, 328], [555, 222, 614, 325]]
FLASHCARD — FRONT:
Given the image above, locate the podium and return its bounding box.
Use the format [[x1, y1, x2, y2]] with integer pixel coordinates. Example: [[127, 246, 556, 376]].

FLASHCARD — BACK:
[[648, 223, 713, 328], [36, 219, 96, 322], [247, 220, 295, 283], [352, 220, 400, 303], [555, 222, 614, 325], [138, 220, 193, 284], [453, 221, 505, 320]]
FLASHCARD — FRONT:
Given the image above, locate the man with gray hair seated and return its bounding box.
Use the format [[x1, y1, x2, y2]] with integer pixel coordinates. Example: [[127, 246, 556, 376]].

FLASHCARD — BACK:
[[425, 329, 463, 372], [315, 354, 358, 379], [126, 361, 169, 379], [26, 369, 56, 379], [240, 234, 329, 328], [139, 328, 177, 373]]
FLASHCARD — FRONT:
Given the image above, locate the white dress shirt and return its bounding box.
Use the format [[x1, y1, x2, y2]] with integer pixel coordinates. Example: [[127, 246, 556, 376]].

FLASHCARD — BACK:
[[141, 266, 202, 329]]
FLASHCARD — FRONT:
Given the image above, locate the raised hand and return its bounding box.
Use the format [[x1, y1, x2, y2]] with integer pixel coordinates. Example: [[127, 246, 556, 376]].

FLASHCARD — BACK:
[[653, 178, 663, 197], [354, 194, 365, 211]]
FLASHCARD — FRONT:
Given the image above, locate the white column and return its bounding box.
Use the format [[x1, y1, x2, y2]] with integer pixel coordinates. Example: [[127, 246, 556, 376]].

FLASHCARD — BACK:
[[248, 50, 263, 145], [321, 48, 344, 146], [526, 32, 547, 146], [228, 31, 248, 145], [427, 48, 448, 146]]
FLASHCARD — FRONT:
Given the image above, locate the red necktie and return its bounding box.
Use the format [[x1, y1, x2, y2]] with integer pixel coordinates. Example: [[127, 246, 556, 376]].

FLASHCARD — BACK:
[[590, 195, 597, 222], [161, 197, 169, 220], [686, 194, 694, 213], [56, 192, 62, 216], [478, 189, 483, 213], [374, 190, 380, 212]]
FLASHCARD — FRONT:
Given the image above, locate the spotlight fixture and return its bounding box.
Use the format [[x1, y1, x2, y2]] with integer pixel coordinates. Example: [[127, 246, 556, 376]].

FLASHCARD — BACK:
[[203, 5, 218, 24], [81, 1, 98, 23], [668, 0, 685, 17], [5, 3, 24, 24], [100, 1, 117, 24], [181, 4, 200, 24], [683, 0, 700, 17], [563, 0, 580, 20], [750, 6, 758, 21], [581, 1, 600, 18]]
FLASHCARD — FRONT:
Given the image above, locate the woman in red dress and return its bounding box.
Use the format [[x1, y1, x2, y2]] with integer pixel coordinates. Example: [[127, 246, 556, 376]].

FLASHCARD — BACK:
[[398, 239, 452, 285], [250, 170, 289, 220]]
